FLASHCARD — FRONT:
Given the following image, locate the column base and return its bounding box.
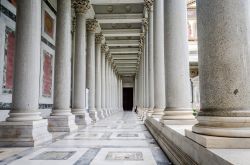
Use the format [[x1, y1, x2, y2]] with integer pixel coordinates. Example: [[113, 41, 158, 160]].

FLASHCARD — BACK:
[[142, 108, 149, 120], [0, 119, 52, 147], [185, 129, 250, 149], [48, 115, 78, 132], [72, 109, 87, 125], [107, 109, 112, 116], [89, 109, 98, 123], [151, 108, 164, 119], [161, 119, 197, 125], [75, 114, 87, 125], [146, 108, 154, 117], [102, 109, 108, 118], [193, 116, 250, 137], [97, 110, 104, 120], [160, 108, 196, 125], [137, 107, 144, 118]]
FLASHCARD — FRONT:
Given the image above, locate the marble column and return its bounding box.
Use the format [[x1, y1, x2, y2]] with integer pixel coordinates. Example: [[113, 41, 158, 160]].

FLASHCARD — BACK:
[[48, 0, 78, 132], [145, 0, 155, 116], [0, 0, 52, 146], [105, 53, 111, 115], [133, 76, 138, 111], [151, 0, 166, 118], [112, 63, 116, 112], [86, 19, 99, 122], [118, 76, 122, 111], [111, 65, 115, 112], [186, 0, 250, 148], [138, 43, 144, 118], [72, 0, 90, 125], [143, 18, 149, 114], [108, 58, 112, 114], [95, 33, 104, 119], [120, 78, 123, 111], [161, 0, 194, 124], [101, 44, 108, 117], [116, 73, 119, 111]]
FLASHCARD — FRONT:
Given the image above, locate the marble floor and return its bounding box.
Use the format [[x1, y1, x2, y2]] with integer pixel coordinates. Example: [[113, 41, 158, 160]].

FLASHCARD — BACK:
[[0, 111, 171, 165]]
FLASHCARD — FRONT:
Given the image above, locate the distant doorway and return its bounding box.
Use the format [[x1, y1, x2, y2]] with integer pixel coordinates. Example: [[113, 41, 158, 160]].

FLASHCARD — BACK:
[[123, 88, 133, 111]]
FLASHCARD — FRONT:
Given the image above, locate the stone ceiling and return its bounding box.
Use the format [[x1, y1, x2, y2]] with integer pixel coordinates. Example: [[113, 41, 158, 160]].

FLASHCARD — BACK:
[[87, 0, 197, 77], [92, 0, 144, 77]]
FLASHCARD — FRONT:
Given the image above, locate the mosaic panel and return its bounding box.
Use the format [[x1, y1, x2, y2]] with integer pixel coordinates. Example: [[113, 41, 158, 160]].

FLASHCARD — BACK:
[[31, 151, 76, 160], [44, 11, 55, 39], [42, 50, 53, 97], [105, 152, 143, 161], [8, 0, 17, 7], [117, 133, 139, 137], [2, 27, 15, 94]]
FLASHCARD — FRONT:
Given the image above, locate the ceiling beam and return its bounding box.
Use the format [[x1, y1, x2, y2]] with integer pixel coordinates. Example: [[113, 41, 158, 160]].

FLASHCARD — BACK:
[[112, 55, 138, 60], [110, 48, 138, 54], [102, 29, 141, 37], [114, 60, 138, 63], [106, 40, 139, 47], [91, 0, 144, 5], [116, 63, 137, 67], [96, 14, 143, 23], [117, 64, 137, 68]]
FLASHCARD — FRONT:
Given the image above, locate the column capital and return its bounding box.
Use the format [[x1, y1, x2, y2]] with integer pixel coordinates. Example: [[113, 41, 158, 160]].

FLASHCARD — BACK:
[[143, 18, 148, 31], [105, 51, 110, 59], [140, 33, 145, 41], [144, 0, 154, 12], [139, 42, 144, 50], [112, 63, 116, 70], [95, 33, 104, 44], [108, 55, 113, 62], [72, 17, 76, 32], [87, 19, 99, 32], [101, 44, 108, 54], [72, 0, 91, 14]]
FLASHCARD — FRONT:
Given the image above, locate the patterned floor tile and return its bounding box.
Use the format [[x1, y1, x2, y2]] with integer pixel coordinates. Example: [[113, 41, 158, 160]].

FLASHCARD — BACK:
[[3, 112, 171, 165], [90, 148, 157, 165], [9, 148, 88, 165]]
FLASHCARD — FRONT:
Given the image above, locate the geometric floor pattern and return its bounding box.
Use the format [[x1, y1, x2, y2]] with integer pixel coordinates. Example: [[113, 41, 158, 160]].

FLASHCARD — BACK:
[[0, 111, 171, 165]]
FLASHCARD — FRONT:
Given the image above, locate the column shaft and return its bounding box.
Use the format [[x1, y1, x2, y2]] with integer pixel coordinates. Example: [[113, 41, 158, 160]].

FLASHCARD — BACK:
[[105, 56, 110, 115], [152, 0, 166, 118], [10, 0, 42, 120], [147, 2, 154, 116], [162, 0, 194, 123], [192, 0, 250, 137], [87, 31, 96, 121], [86, 20, 99, 122], [101, 45, 107, 117], [72, 13, 87, 125], [95, 34, 103, 119], [48, 0, 78, 132]]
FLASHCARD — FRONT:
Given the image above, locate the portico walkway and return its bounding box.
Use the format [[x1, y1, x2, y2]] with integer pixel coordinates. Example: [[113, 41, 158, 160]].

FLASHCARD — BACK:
[[0, 112, 170, 165]]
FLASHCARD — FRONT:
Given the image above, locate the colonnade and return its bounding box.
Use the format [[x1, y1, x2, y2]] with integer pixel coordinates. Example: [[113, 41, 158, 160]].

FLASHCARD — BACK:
[[0, 0, 123, 146], [137, 0, 250, 148]]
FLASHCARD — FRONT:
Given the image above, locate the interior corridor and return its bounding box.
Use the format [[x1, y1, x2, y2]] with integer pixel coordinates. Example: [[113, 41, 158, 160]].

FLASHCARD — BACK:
[[0, 112, 170, 165]]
